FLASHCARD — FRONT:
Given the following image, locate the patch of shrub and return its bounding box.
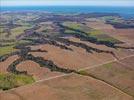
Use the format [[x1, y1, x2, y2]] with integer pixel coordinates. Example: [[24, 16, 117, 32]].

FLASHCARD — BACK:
[[0, 73, 35, 90]]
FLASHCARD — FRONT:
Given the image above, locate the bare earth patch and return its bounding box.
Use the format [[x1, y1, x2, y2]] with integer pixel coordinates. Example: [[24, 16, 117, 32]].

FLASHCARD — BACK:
[[30, 44, 107, 70], [85, 21, 115, 30], [0, 55, 19, 73], [16, 60, 63, 81], [84, 60, 134, 97]]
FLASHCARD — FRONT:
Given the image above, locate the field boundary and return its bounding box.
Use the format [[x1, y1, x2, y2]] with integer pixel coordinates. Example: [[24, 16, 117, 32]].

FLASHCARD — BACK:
[[2, 54, 133, 92]]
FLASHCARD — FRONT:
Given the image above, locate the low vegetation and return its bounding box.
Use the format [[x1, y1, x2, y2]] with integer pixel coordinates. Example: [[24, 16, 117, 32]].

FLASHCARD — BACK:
[[61, 22, 120, 44], [0, 45, 16, 56], [0, 12, 134, 92], [0, 73, 35, 90]]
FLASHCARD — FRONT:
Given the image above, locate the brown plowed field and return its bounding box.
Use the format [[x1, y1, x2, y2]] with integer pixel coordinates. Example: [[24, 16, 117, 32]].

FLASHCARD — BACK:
[[16, 60, 63, 81], [85, 21, 115, 30], [85, 61, 134, 97], [120, 56, 134, 70], [113, 49, 134, 59], [86, 21, 134, 45], [0, 55, 19, 73], [66, 37, 134, 60], [68, 37, 115, 51], [30, 44, 110, 70], [0, 74, 133, 100], [1, 12, 134, 100], [102, 29, 134, 44]]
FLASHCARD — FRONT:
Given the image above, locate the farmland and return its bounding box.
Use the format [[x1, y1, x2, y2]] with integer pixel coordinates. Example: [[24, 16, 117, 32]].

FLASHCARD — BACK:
[[0, 12, 134, 100]]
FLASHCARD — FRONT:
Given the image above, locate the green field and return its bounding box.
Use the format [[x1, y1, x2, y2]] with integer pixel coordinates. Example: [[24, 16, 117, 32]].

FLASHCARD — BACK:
[[0, 73, 35, 90], [10, 26, 32, 38], [0, 45, 16, 56], [63, 22, 120, 43]]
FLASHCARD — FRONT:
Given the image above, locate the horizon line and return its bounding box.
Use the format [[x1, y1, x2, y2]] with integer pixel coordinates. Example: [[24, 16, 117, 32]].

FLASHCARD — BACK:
[[1, 5, 134, 7]]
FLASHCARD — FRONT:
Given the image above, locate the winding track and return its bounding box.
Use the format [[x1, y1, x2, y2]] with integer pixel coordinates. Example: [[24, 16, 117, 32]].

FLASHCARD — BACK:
[[1, 35, 134, 97], [6, 54, 134, 98]]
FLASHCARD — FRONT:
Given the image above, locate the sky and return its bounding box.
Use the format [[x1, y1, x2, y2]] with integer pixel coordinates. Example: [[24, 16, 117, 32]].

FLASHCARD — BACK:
[[1, 0, 134, 7]]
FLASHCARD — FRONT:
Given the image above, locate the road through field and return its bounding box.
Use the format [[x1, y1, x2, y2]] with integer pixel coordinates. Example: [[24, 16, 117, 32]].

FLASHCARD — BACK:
[[8, 54, 133, 91]]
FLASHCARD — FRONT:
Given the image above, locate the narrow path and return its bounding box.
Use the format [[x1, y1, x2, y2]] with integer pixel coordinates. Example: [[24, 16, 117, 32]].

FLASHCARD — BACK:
[[16, 54, 134, 84], [75, 72, 134, 98], [79, 54, 134, 71], [10, 54, 133, 95], [2, 54, 134, 98], [35, 54, 134, 97], [76, 54, 134, 97]]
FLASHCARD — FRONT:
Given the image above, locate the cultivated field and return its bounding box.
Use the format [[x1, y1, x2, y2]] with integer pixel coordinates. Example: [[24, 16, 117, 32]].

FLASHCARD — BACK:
[[0, 12, 134, 100]]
